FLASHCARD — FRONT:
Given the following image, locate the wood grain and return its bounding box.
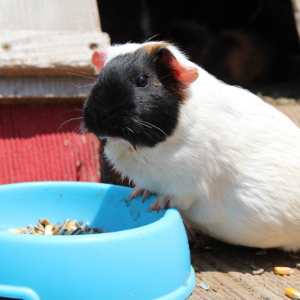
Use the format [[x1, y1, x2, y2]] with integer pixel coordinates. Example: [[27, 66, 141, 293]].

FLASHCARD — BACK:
[[0, 30, 110, 75], [0, 75, 96, 103], [0, 0, 101, 31]]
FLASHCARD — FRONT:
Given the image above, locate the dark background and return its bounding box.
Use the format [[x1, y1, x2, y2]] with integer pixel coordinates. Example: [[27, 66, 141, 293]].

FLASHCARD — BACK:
[[97, 0, 300, 90]]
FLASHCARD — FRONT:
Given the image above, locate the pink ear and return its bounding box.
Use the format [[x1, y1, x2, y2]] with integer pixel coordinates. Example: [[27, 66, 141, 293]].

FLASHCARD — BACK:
[[91, 49, 107, 71], [161, 49, 199, 85]]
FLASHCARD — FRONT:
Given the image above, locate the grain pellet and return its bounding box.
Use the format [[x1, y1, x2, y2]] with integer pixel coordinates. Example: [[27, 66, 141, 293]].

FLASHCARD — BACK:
[[252, 268, 264, 275]]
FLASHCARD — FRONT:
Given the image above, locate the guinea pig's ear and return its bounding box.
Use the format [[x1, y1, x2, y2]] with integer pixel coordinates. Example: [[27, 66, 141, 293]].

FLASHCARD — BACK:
[[91, 49, 107, 72], [159, 48, 199, 85]]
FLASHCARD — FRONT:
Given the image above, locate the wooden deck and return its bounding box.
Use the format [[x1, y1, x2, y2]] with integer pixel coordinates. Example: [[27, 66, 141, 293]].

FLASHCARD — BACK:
[[188, 243, 300, 299], [187, 101, 300, 300]]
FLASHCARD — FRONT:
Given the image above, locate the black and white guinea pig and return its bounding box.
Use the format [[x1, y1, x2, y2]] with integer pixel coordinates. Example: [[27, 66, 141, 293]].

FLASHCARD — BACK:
[[83, 42, 300, 252]]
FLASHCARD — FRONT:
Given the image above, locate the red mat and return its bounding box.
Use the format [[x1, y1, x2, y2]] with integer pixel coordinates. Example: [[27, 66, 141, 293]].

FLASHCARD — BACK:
[[0, 103, 100, 184]]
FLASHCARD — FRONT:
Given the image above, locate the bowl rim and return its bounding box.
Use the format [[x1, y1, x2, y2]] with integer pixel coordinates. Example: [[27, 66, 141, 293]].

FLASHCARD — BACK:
[[0, 181, 179, 243]]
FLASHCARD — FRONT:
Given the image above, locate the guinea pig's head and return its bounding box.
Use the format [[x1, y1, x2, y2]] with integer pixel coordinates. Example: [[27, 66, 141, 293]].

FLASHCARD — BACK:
[[83, 43, 198, 148]]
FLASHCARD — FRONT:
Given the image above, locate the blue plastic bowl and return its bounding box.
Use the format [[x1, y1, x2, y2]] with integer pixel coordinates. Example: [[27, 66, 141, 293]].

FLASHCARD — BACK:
[[0, 182, 195, 300]]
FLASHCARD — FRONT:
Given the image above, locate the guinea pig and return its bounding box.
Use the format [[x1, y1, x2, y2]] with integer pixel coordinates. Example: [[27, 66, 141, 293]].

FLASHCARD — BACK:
[[83, 41, 300, 252]]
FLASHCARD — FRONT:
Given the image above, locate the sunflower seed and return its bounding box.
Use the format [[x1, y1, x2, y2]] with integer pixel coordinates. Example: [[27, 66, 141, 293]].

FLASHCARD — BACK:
[[64, 229, 74, 235], [57, 226, 67, 235], [71, 228, 82, 235], [199, 282, 209, 290], [82, 222, 90, 231], [63, 219, 69, 227], [35, 222, 45, 232], [25, 225, 34, 234], [52, 227, 60, 235], [10, 218, 105, 236], [34, 229, 44, 235], [53, 222, 62, 229]]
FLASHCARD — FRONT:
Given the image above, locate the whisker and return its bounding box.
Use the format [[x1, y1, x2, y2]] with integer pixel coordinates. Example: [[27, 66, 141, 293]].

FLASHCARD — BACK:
[[139, 120, 168, 136], [57, 108, 83, 116], [72, 70, 98, 78], [70, 124, 87, 151], [89, 132, 97, 159], [70, 82, 95, 89], [126, 127, 134, 134], [135, 121, 160, 139], [73, 124, 84, 134], [67, 72, 97, 81], [144, 34, 161, 43], [57, 117, 83, 131], [139, 125, 161, 138]]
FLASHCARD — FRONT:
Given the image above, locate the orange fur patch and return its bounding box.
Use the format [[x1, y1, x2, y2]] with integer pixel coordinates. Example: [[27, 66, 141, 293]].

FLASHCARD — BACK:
[[127, 147, 134, 153], [141, 43, 189, 103], [142, 43, 172, 56]]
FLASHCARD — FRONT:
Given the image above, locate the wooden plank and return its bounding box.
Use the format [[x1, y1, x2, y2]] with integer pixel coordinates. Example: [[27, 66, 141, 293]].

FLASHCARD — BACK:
[[291, 0, 300, 44], [0, 30, 110, 75], [0, 0, 101, 31], [0, 76, 95, 103]]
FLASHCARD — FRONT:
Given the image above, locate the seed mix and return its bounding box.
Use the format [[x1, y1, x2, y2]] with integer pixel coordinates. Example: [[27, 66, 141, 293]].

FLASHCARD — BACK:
[[8, 218, 108, 236]]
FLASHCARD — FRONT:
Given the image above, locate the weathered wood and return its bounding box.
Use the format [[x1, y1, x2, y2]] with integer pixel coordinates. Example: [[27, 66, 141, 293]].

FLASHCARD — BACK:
[[0, 30, 110, 75], [291, 0, 300, 44], [0, 75, 96, 103], [0, 0, 101, 32]]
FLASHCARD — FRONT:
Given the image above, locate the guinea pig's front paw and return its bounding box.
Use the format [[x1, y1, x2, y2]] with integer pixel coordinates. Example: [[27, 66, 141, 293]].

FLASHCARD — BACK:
[[129, 185, 151, 203], [149, 195, 175, 213]]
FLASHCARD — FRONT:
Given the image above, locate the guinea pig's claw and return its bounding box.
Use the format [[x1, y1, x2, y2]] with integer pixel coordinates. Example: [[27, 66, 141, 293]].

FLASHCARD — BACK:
[[129, 186, 151, 202], [149, 195, 174, 213], [142, 190, 151, 203]]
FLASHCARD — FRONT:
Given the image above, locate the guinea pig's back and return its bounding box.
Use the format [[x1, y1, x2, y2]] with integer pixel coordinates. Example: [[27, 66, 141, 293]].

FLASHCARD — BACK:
[[185, 77, 300, 250]]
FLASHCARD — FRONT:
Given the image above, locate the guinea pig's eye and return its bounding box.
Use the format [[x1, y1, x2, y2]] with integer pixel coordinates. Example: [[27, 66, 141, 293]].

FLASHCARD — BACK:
[[137, 75, 148, 87]]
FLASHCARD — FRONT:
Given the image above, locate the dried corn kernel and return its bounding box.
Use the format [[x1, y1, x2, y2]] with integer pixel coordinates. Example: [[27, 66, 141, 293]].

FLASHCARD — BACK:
[[274, 267, 294, 275], [67, 219, 77, 229], [286, 288, 300, 299], [45, 225, 53, 235]]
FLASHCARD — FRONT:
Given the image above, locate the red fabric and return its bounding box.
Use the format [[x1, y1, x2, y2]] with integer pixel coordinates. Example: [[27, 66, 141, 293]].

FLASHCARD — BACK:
[[0, 103, 100, 184]]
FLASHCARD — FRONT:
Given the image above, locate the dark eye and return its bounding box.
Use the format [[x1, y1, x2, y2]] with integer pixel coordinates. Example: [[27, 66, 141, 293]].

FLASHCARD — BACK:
[[137, 75, 148, 87]]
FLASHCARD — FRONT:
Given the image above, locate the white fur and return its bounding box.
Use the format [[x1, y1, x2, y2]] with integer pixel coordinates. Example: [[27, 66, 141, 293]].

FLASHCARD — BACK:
[[101, 42, 300, 251]]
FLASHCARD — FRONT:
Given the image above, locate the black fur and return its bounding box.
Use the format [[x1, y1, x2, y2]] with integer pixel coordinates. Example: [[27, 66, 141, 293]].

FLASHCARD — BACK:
[[83, 47, 184, 148]]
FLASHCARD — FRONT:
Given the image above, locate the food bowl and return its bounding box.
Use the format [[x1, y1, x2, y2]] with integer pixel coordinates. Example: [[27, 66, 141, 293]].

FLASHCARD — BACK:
[[0, 182, 195, 300]]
